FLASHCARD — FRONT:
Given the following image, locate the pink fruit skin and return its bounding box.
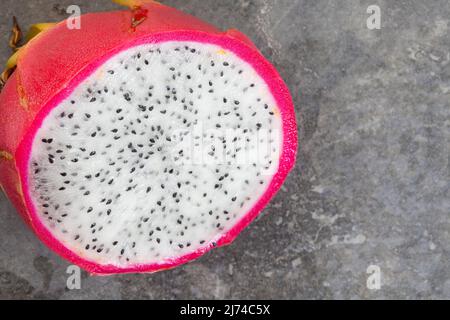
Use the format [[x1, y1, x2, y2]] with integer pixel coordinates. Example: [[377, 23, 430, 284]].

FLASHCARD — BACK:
[[0, 2, 297, 275]]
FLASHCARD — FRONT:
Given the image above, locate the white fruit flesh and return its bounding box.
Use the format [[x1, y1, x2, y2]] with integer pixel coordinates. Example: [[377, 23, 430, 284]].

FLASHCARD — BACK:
[[28, 41, 282, 266]]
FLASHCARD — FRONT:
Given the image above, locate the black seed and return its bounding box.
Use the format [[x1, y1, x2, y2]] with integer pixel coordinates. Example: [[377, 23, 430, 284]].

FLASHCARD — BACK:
[[123, 93, 131, 101]]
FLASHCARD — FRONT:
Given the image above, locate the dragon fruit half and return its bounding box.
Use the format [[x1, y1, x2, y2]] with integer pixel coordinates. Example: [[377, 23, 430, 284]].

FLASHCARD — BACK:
[[0, 0, 297, 274]]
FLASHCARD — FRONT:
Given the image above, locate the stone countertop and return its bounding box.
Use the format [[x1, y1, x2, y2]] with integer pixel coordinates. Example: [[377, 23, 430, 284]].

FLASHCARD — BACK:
[[0, 0, 448, 299]]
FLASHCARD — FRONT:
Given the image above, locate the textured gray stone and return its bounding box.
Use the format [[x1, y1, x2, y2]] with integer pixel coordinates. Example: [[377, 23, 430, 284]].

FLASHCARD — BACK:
[[0, 0, 449, 299]]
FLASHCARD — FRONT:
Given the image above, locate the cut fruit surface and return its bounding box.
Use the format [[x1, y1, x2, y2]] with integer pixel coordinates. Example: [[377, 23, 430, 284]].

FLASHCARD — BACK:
[[0, 2, 296, 274], [29, 41, 281, 266]]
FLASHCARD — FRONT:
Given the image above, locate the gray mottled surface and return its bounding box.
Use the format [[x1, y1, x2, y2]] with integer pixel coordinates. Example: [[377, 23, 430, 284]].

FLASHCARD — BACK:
[[0, 0, 449, 299]]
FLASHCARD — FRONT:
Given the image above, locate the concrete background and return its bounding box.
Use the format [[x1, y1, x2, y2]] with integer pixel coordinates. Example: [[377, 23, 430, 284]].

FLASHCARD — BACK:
[[0, 0, 449, 299]]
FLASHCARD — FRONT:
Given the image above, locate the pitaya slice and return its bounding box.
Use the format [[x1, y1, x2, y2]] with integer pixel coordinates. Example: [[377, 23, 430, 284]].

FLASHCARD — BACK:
[[0, 0, 297, 274]]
